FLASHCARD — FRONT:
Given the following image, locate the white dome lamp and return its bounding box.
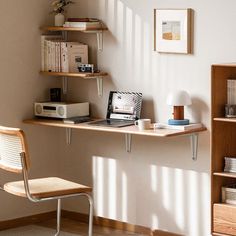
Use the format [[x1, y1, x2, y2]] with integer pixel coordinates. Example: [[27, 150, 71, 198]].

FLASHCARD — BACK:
[[166, 90, 192, 125]]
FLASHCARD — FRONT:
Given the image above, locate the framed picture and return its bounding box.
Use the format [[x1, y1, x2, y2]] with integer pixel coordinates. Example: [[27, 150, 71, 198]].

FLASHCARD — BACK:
[[154, 9, 192, 54]]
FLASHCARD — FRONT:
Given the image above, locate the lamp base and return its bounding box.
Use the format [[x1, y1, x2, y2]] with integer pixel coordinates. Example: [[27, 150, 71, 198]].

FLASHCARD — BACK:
[[168, 119, 190, 125]]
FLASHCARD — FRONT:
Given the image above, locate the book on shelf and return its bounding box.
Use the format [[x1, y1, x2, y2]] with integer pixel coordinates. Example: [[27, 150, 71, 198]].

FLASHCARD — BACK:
[[41, 39, 88, 73], [41, 34, 62, 71], [63, 21, 102, 30], [63, 116, 91, 124], [227, 79, 236, 104], [154, 123, 203, 131], [67, 18, 99, 22]]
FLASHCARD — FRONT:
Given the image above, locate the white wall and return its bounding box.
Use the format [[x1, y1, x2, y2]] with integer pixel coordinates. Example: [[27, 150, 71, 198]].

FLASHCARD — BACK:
[[60, 0, 236, 236], [1, 0, 236, 235]]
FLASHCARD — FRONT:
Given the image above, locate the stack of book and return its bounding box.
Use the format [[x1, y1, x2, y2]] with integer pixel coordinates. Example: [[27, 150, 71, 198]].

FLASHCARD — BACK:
[[227, 79, 236, 104], [63, 18, 102, 30], [224, 157, 236, 173], [41, 35, 88, 73]]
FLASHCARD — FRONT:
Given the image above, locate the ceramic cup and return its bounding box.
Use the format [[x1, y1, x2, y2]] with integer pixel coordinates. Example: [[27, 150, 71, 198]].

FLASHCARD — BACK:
[[135, 119, 151, 131]]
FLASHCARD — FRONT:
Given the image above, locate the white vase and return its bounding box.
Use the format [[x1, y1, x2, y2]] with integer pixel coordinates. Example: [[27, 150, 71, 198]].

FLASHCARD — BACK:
[[55, 13, 65, 26]]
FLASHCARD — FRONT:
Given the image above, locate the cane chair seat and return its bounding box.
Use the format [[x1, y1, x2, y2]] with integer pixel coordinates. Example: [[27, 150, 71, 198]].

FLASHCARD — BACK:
[[4, 177, 92, 199]]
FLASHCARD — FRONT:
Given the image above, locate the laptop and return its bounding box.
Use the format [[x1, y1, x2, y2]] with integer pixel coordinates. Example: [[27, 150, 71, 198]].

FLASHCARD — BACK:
[[89, 91, 143, 127]]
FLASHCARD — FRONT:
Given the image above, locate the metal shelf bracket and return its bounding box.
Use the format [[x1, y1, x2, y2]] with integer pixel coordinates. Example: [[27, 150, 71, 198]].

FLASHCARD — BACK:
[[66, 128, 72, 145], [190, 133, 198, 161], [97, 32, 103, 52], [125, 134, 132, 153], [96, 78, 103, 97], [62, 77, 68, 94]]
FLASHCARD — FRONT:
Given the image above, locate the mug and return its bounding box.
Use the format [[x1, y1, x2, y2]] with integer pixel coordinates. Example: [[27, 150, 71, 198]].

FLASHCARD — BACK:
[[135, 119, 151, 130]]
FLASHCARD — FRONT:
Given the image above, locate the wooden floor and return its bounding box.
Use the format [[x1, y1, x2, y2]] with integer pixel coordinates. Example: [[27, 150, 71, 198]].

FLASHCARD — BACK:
[[37, 218, 146, 236]]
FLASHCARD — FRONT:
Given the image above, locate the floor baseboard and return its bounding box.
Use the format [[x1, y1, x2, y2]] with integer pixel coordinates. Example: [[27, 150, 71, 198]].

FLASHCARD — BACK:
[[0, 210, 182, 236], [0, 211, 56, 231], [62, 210, 152, 235]]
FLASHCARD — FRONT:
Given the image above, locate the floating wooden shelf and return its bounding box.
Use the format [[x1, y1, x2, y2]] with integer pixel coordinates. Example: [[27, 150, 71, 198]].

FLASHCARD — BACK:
[[23, 118, 206, 159], [40, 71, 108, 79], [40, 26, 108, 32], [213, 172, 236, 178]]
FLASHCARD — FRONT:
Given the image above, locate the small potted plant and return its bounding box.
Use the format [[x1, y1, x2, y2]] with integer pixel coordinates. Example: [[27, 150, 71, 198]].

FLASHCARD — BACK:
[[51, 0, 74, 26]]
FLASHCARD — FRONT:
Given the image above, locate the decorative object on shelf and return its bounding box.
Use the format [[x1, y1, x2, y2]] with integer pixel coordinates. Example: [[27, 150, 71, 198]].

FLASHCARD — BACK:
[[154, 9, 192, 54], [50, 88, 61, 102], [135, 119, 151, 131], [222, 184, 236, 205], [55, 13, 65, 26], [51, 0, 74, 26], [166, 90, 192, 125]]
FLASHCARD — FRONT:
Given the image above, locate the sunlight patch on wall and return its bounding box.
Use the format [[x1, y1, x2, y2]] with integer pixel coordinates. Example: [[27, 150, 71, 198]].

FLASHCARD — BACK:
[[122, 171, 128, 222], [117, 0, 124, 44], [134, 14, 142, 82], [174, 168, 184, 230], [152, 214, 159, 229], [150, 165, 158, 193], [161, 166, 171, 210], [108, 158, 117, 219], [93, 156, 104, 216]]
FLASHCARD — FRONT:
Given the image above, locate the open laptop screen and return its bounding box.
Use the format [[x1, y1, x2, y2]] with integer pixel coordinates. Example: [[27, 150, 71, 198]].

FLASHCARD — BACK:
[[107, 91, 142, 120]]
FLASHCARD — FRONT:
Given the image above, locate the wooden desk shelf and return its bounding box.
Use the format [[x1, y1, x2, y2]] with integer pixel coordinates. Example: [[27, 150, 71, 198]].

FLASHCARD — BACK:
[[23, 118, 206, 160]]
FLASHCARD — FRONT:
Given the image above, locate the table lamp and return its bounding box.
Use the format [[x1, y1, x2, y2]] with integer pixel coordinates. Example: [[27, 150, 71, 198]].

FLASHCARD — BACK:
[[166, 90, 192, 125]]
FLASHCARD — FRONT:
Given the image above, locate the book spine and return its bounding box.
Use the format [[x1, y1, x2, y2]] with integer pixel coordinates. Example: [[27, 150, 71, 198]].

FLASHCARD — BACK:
[[61, 42, 69, 72], [41, 36, 45, 71]]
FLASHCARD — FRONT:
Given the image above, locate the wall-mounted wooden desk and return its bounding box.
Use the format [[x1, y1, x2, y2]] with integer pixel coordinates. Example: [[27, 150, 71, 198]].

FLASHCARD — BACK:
[[23, 119, 207, 161]]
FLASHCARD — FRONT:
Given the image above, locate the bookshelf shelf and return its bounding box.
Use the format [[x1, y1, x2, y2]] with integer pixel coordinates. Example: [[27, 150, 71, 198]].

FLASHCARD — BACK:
[[211, 64, 236, 235], [40, 24, 109, 96], [213, 172, 236, 178], [214, 117, 236, 123]]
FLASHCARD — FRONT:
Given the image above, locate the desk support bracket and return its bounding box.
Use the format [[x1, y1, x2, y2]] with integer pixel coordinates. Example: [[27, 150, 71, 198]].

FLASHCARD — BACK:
[[190, 133, 198, 161], [97, 32, 103, 52], [66, 128, 72, 145], [62, 77, 68, 94], [96, 78, 103, 97], [125, 134, 132, 152]]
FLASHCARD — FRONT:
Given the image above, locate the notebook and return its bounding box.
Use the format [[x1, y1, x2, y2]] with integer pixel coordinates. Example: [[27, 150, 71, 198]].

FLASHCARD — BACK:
[[89, 91, 143, 127]]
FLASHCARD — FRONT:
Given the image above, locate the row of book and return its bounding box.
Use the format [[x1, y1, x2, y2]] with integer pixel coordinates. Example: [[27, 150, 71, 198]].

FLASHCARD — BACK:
[[227, 79, 236, 104], [41, 35, 88, 73], [224, 156, 236, 173]]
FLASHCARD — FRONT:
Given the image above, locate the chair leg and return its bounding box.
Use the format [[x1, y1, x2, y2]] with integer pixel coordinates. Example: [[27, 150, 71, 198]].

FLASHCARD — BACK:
[[55, 199, 61, 236]]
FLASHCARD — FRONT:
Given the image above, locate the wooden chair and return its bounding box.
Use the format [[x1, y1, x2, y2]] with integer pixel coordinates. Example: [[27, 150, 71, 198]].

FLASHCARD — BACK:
[[0, 126, 93, 236]]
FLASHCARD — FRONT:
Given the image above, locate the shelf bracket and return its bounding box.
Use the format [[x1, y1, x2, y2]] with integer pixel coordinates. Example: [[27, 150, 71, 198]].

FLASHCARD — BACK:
[[62, 77, 68, 94], [125, 133, 132, 153], [66, 128, 72, 145], [190, 133, 198, 161], [97, 32, 103, 52], [96, 78, 103, 97]]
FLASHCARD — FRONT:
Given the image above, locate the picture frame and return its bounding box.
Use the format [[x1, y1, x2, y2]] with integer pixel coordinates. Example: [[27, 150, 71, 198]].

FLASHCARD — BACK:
[[154, 9, 192, 54]]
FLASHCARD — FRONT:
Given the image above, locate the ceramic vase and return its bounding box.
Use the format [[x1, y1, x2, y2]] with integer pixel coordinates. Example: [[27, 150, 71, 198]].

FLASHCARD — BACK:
[[55, 13, 65, 26]]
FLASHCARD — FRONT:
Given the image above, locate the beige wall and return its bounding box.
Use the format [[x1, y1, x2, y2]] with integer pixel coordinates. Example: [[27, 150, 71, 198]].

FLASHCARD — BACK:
[[1, 0, 235, 235], [0, 0, 62, 220]]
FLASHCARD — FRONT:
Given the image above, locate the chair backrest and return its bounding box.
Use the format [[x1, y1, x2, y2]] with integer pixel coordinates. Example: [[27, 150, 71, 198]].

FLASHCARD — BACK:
[[0, 126, 30, 173]]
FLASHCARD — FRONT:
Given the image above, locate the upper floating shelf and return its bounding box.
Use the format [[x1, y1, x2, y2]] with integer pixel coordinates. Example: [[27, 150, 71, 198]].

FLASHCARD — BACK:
[[40, 26, 108, 32], [213, 172, 236, 178], [40, 71, 108, 79]]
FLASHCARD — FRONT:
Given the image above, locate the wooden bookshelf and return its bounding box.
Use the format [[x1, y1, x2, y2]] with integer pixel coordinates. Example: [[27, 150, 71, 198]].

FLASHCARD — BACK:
[[40, 26, 108, 32], [40, 71, 108, 79], [211, 64, 236, 235]]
